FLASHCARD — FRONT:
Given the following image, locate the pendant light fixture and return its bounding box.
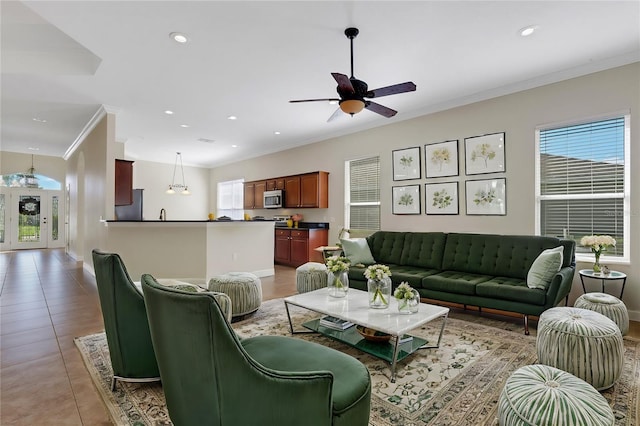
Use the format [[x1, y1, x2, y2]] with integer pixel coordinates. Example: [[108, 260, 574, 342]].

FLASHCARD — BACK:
[[23, 154, 39, 188], [166, 152, 190, 195]]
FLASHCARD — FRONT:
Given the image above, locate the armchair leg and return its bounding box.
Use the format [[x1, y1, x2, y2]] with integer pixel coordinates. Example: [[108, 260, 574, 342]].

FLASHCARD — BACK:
[[523, 315, 530, 335], [111, 377, 117, 391]]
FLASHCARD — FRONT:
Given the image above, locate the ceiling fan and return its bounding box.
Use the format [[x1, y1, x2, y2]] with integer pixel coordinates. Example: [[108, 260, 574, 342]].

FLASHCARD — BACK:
[[290, 27, 416, 122]]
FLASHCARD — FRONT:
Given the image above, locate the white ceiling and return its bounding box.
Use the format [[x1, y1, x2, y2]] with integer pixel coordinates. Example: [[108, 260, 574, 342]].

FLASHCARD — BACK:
[[2, 1, 639, 168]]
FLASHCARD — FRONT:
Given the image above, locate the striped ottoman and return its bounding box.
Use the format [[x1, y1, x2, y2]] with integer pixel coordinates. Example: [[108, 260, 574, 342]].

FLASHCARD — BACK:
[[498, 364, 614, 426], [575, 292, 629, 336], [296, 262, 327, 293], [208, 272, 262, 318], [537, 307, 624, 390]]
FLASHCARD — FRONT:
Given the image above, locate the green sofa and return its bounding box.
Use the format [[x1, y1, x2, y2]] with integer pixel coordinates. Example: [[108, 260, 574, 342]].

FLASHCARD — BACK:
[[347, 232, 576, 334]]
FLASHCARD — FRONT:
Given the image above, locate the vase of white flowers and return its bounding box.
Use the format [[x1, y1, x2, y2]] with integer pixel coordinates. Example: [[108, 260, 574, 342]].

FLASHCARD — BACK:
[[325, 255, 350, 298], [365, 264, 392, 309], [580, 235, 616, 273], [394, 282, 420, 314]]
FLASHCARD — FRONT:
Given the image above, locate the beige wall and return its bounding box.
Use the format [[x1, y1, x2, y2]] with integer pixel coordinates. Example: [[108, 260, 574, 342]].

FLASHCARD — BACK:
[[210, 63, 640, 319]]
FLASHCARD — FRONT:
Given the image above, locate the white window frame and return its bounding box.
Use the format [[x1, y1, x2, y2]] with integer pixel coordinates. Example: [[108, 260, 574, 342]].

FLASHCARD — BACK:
[[534, 113, 630, 264], [216, 178, 244, 220], [344, 156, 381, 231]]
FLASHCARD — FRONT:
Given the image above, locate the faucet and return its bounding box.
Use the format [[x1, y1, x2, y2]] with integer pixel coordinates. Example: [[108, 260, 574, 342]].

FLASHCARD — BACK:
[[159, 208, 166, 221]]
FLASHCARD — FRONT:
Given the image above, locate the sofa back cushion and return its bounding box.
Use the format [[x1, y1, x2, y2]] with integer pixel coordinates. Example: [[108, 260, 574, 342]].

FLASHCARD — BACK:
[[442, 233, 574, 279], [366, 231, 406, 265], [400, 232, 447, 269]]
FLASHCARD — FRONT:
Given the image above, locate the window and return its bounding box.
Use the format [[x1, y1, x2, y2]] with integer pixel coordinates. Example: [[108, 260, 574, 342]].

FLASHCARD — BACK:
[[217, 179, 244, 220], [536, 115, 629, 261], [345, 156, 380, 231]]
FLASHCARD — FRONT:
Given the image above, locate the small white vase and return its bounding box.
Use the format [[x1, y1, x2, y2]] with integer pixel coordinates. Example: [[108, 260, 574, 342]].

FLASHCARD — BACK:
[[327, 270, 349, 298], [367, 277, 391, 309]]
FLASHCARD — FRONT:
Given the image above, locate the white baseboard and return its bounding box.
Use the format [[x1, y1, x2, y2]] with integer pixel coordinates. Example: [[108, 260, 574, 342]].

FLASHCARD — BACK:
[[628, 309, 639, 322], [252, 268, 275, 278]]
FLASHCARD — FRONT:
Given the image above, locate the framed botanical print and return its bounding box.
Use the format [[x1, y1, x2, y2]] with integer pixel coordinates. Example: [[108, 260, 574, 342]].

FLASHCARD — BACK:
[[392, 185, 421, 214], [425, 182, 459, 215], [392, 147, 421, 180], [425, 140, 458, 178], [464, 132, 506, 175], [465, 178, 506, 215]]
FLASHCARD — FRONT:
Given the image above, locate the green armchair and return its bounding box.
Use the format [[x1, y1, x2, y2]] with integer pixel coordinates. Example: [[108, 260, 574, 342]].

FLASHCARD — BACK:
[[92, 250, 160, 390], [141, 274, 372, 426]]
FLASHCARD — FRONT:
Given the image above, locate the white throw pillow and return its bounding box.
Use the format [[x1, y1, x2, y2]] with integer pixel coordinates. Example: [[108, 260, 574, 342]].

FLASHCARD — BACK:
[[527, 246, 564, 290], [340, 238, 375, 265]]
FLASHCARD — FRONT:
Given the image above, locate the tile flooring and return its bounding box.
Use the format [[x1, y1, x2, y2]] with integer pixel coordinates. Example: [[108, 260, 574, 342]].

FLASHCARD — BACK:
[[1, 248, 638, 425]]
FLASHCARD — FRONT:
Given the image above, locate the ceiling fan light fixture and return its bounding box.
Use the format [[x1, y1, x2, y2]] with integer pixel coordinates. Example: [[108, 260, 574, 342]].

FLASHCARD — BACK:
[[340, 99, 365, 115]]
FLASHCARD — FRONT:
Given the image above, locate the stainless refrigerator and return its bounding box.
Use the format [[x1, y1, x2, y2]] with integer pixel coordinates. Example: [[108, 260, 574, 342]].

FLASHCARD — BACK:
[[115, 188, 143, 221]]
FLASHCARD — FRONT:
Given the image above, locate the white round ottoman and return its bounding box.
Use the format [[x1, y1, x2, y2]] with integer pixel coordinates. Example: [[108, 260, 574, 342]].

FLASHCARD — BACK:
[[208, 272, 262, 318], [575, 292, 629, 336], [498, 364, 614, 426], [296, 262, 327, 294], [537, 307, 624, 390]]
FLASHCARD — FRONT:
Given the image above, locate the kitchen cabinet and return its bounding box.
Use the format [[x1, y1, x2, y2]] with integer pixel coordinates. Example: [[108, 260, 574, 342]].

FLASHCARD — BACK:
[[274, 228, 327, 267], [266, 178, 285, 191], [115, 159, 134, 206], [243, 181, 266, 209], [284, 171, 329, 208]]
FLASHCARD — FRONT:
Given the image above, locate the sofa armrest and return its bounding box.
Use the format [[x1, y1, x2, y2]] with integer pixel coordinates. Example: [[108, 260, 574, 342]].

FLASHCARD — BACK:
[[546, 266, 576, 307]]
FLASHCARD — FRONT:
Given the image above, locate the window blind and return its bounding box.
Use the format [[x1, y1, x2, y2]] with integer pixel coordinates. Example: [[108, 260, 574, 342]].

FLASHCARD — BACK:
[[348, 156, 380, 230], [217, 179, 244, 220], [538, 117, 625, 257]]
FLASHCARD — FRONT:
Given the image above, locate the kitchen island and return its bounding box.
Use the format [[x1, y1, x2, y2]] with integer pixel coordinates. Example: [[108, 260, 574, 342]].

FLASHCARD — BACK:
[[100, 220, 275, 282]]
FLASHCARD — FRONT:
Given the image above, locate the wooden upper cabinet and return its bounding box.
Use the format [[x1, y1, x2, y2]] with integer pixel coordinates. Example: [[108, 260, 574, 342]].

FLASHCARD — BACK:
[[115, 159, 134, 206], [300, 172, 329, 208], [244, 181, 266, 209], [266, 178, 285, 191], [284, 176, 301, 208], [243, 182, 255, 209]]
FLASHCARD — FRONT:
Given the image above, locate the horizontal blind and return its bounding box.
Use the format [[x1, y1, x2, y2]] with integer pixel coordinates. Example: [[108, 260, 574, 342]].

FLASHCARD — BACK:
[[539, 117, 625, 257], [349, 157, 380, 230], [217, 179, 244, 220]]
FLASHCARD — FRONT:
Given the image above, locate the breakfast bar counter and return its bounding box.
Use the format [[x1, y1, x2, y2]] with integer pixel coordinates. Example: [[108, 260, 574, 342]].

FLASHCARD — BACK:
[[100, 220, 275, 282]]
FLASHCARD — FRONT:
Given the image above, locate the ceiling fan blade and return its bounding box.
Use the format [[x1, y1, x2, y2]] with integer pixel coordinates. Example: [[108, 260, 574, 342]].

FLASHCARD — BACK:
[[331, 73, 355, 94], [365, 101, 397, 118], [367, 81, 416, 98], [290, 98, 340, 103], [327, 107, 344, 122]]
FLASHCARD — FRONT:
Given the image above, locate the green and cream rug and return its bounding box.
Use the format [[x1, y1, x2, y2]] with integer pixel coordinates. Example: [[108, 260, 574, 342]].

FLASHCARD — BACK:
[[75, 298, 639, 426]]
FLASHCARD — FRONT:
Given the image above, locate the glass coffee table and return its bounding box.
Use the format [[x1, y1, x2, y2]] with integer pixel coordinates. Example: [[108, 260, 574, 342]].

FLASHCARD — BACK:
[[284, 288, 449, 382]]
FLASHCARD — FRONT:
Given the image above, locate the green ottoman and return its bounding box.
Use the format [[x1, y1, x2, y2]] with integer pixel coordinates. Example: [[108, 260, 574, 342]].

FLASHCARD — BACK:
[[296, 262, 327, 293], [575, 292, 629, 336], [537, 307, 624, 390], [498, 364, 614, 426], [208, 272, 262, 318]]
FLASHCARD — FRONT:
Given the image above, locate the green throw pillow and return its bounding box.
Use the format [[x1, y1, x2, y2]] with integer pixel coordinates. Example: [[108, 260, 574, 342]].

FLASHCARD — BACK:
[[527, 246, 564, 290], [340, 238, 375, 265]]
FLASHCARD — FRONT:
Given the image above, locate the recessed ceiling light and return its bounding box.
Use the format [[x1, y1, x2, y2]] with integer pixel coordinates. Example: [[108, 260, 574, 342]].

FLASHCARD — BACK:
[[180, 124, 190, 128], [519, 25, 538, 37], [28, 147, 40, 151], [164, 110, 174, 115], [169, 32, 189, 43], [32, 117, 47, 123], [274, 131, 281, 135], [231, 144, 238, 148], [227, 115, 237, 120]]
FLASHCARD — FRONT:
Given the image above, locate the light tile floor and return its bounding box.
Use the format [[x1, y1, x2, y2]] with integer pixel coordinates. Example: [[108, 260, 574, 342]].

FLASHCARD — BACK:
[[1, 248, 637, 424]]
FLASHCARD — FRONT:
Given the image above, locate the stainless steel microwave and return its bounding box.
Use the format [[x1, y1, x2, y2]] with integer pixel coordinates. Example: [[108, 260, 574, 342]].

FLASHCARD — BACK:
[[264, 190, 283, 208]]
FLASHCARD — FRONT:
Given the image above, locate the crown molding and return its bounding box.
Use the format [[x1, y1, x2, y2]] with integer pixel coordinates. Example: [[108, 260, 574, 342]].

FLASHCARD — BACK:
[[63, 105, 120, 160]]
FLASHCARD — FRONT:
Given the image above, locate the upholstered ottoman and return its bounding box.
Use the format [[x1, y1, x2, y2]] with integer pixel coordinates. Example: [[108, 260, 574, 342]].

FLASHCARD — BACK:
[[537, 307, 624, 390], [498, 364, 614, 426], [296, 262, 327, 293], [208, 272, 262, 318], [575, 292, 629, 336]]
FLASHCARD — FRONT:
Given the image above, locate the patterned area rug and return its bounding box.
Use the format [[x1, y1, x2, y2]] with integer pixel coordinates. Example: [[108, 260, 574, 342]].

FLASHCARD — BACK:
[[75, 298, 639, 426]]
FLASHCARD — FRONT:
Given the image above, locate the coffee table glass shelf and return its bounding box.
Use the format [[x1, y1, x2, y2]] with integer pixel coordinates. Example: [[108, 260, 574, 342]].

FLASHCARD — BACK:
[[284, 288, 449, 382]]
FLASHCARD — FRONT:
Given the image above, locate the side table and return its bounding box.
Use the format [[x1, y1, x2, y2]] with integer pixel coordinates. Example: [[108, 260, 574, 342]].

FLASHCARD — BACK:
[[579, 269, 627, 299]]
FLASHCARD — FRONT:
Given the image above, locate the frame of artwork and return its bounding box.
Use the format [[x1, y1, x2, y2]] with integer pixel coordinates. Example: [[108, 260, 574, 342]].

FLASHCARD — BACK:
[[392, 147, 421, 181], [425, 182, 459, 215], [392, 185, 421, 215], [464, 132, 506, 175], [465, 178, 506, 216], [425, 140, 459, 178]]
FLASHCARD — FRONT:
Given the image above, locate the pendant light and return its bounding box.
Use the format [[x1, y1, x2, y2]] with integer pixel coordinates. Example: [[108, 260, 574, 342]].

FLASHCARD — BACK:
[[23, 155, 39, 188], [166, 152, 190, 195]]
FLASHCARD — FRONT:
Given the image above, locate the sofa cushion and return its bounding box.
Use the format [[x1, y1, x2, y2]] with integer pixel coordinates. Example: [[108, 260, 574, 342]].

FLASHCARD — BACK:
[[340, 238, 375, 265], [442, 233, 569, 280], [400, 232, 447, 269], [526, 246, 564, 290], [386, 265, 440, 289], [366, 231, 406, 265], [422, 271, 492, 295], [476, 277, 546, 305]]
